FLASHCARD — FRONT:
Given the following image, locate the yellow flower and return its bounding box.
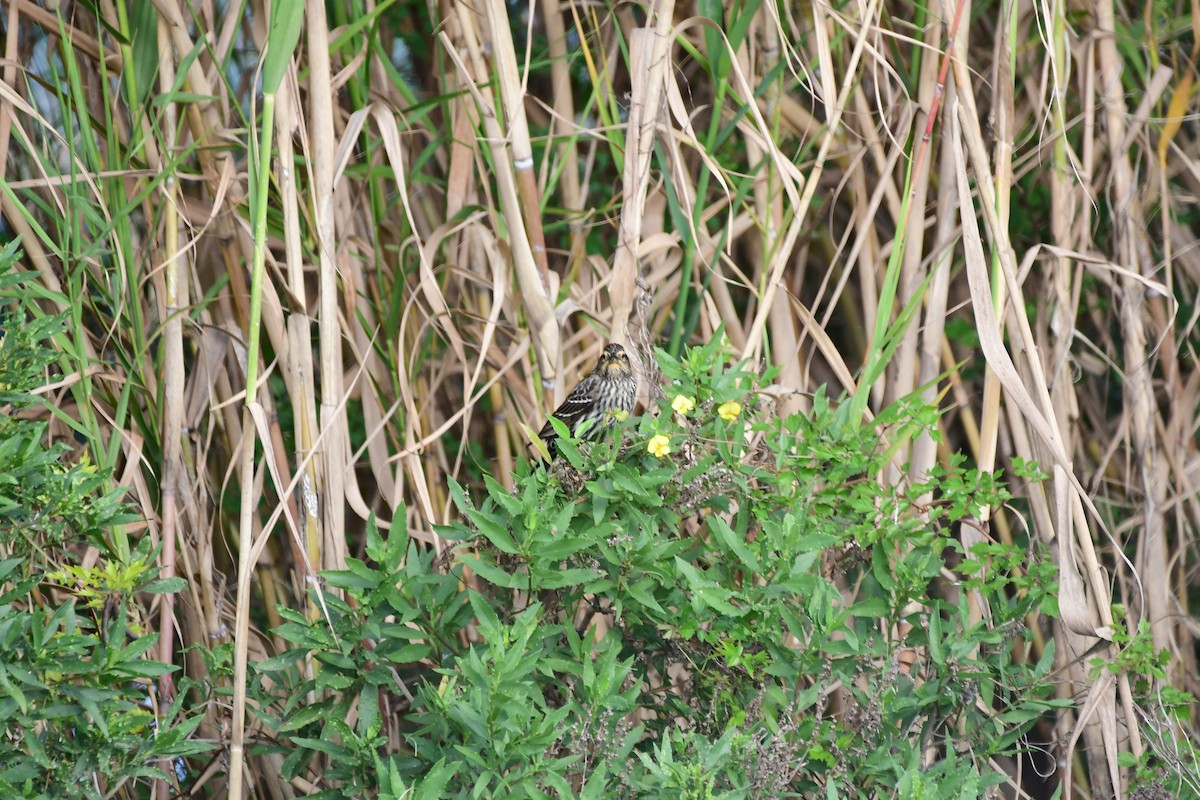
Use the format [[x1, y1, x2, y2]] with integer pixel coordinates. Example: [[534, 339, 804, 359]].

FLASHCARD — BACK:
[[671, 395, 695, 415], [718, 401, 742, 422], [647, 434, 671, 457]]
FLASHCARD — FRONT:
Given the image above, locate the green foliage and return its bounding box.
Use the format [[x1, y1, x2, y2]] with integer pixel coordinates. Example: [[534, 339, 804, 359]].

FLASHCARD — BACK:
[[0, 575, 205, 799], [0, 270, 129, 555], [0, 245, 204, 798], [262, 338, 1067, 798], [1097, 618, 1200, 797], [252, 516, 471, 798]]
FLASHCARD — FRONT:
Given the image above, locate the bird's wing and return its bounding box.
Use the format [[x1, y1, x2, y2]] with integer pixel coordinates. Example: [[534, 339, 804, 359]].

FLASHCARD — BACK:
[[538, 376, 596, 440]]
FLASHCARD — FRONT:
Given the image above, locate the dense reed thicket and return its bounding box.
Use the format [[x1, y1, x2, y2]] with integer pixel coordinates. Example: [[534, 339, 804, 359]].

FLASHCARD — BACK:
[[1, 0, 1198, 797]]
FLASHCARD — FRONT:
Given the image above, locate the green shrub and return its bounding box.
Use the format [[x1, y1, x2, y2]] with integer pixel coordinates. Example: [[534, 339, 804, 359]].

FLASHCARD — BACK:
[[260, 335, 1064, 798], [0, 243, 204, 799]]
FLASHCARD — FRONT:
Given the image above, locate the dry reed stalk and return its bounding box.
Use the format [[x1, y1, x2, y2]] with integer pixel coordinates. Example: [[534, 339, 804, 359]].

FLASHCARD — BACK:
[[954, 88, 1142, 795], [154, 12, 184, 798], [439, 21, 509, 481], [303, 0, 347, 580], [485, 0, 551, 285], [609, 0, 676, 349], [541, 0, 584, 262], [1043, 0, 1104, 785], [886, 9, 940, 419], [741, 0, 873, 362], [274, 70, 323, 617], [911, 28, 954, 503], [1095, 0, 1170, 670], [752, 2, 801, 413], [1152, 63, 1196, 678], [449, 0, 560, 397]]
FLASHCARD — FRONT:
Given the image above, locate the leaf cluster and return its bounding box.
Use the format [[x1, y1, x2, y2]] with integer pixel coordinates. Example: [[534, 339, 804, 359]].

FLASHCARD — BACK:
[[0, 247, 204, 798], [261, 340, 1066, 798]]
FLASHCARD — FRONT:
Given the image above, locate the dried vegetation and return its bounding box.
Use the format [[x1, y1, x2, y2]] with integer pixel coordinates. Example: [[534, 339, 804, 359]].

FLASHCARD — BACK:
[[0, 0, 1198, 796]]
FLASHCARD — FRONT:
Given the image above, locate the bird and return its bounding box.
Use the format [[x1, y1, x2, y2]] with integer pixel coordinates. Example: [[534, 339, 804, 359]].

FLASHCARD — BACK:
[[538, 343, 637, 457]]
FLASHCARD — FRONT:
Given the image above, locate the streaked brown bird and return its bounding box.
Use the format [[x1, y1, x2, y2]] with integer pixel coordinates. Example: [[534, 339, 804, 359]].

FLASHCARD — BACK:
[[539, 343, 637, 457]]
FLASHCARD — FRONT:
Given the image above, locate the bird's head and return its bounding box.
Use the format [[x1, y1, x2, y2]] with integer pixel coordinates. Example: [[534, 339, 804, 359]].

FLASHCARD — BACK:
[[597, 343, 632, 376]]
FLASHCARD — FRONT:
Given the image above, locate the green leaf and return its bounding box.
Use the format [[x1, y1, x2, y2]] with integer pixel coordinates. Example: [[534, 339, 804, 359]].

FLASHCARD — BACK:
[[290, 735, 353, 760], [140, 577, 188, 594], [413, 758, 459, 800], [537, 567, 595, 590], [457, 553, 525, 589], [468, 591, 503, 636], [707, 514, 760, 571], [624, 578, 667, 615], [321, 568, 380, 592], [261, 1, 305, 94], [0, 559, 22, 583], [279, 702, 334, 733], [674, 558, 746, 617], [929, 609, 944, 665], [469, 505, 521, 555]]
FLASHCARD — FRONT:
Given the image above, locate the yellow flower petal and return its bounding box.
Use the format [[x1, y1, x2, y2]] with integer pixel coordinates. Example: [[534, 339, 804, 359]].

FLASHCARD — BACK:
[[718, 401, 742, 422], [647, 434, 671, 457], [671, 394, 695, 415]]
